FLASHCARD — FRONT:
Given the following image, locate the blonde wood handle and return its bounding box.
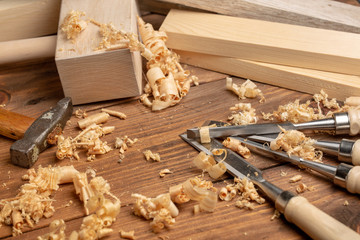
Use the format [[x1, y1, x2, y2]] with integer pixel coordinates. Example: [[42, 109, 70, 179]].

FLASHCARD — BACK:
[[348, 109, 360, 136], [0, 35, 56, 65], [284, 196, 360, 240], [352, 140, 360, 166], [346, 166, 360, 194]]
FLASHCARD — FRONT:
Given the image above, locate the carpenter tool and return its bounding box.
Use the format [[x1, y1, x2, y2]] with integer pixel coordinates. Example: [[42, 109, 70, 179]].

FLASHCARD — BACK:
[[187, 109, 360, 139], [180, 133, 360, 240], [247, 135, 360, 166], [232, 136, 360, 194], [0, 97, 73, 168]]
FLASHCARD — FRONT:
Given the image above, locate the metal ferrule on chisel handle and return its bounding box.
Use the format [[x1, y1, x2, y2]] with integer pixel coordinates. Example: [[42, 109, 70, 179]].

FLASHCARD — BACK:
[[293, 112, 350, 134]]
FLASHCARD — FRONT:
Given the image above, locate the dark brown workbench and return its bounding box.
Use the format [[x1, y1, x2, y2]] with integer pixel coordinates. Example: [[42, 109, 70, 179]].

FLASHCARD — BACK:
[[1, 1, 360, 239]]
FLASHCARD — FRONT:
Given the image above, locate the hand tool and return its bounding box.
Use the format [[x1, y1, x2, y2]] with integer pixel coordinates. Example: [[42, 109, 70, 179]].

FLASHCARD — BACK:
[[187, 109, 360, 139], [247, 135, 360, 166], [0, 97, 73, 168], [232, 136, 360, 194], [180, 133, 360, 240]]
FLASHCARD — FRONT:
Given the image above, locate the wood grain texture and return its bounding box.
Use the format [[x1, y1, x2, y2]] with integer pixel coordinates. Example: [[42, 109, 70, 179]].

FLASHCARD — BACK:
[[55, 0, 142, 105], [176, 50, 360, 101], [160, 9, 360, 76], [140, 0, 360, 33], [0, 0, 61, 41]]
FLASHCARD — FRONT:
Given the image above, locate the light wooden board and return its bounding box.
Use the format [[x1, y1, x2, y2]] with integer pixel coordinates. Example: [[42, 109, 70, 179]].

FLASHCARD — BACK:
[[55, 0, 142, 105], [0, 0, 61, 41], [160, 9, 360, 76], [177, 50, 360, 101], [140, 0, 360, 33]]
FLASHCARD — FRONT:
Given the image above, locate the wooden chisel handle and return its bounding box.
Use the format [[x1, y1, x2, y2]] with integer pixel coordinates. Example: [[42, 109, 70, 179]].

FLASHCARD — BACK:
[[346, 166, 360, 194], [352, 140, 360, 166], [349, 108, 360, 136], [284, 196, 360, 240], [0, 108, 34, 140]]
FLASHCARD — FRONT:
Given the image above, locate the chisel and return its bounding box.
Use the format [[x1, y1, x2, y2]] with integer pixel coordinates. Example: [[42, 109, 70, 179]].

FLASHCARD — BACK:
[[248, 135, 360, 166], [187, 109, 360, 139], [180, 133, 360, 240]]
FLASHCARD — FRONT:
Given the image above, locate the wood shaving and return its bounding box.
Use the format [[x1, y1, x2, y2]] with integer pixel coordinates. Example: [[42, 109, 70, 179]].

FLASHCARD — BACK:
[[75, 109, 88, 119], [222, 137, 251, 159], [37, 219, 66, 240], [226, 77, 265, 103], [0, 166, 78, 236], [199, 126, 211, 143], [289, 175, 303, 183], [280, 170, 288, 177], [193, 151, 227, 179], [219, 178, 265, 210], [270, 127, 323, 162], [101, 108, 127, 119], [143, 150, 161, 162], [119, 230, 136, 239], [228, 103, 257, 125], [60, 10, 87, 41], [270, 209, 281, 221], [159, 169, 173, 178], [78, 112, 110, 129], [56, 124, 113, 161], [169, 184, 190, 204], [115, 136, 138, 161], [137, 17, 198, 111], [344, 200, 349, 206], [296, 183, 308, 193], [132, 193, 178, 233]]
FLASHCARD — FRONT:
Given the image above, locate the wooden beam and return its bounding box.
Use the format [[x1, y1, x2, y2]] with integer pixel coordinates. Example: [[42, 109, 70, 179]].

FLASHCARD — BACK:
[[55, 0, 142, 105], [140, 0, 360, 33], [160, 9, 360, 76], [0, 0, 61, 41], [176, 50, 360, 101]]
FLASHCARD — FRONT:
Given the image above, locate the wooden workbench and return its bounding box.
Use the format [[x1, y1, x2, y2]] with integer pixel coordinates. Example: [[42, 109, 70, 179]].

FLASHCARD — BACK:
[[1, 1, 360, 239]]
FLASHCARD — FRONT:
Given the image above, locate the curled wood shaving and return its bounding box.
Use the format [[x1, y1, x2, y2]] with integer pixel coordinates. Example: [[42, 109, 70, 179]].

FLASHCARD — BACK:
[[37, 219, 66, 240], [101, 108, 126, 120], [60, 10, 87, 41], [132, 193, 177, 233], [119, 230, 136, 240], [159, 169, 173, 178], [226, 78, 265, 103], [219, 178, 265, 210], [222, 137, 251, 159], [169, 184, 190, 204], [137, 17, 198, 111], [193, 151, 226, 179], [270, 127, 323, 162], [296, 183, 308, 193], [78, 112, 110, 129], [143, 150, 161, 162], [289, 175, 303, 183], [115, 136, 138, 161], [75, 109, 88, 119], [56, 123, 113, 161], [228, 103, 257, 125], [270, 209, 281, 221]]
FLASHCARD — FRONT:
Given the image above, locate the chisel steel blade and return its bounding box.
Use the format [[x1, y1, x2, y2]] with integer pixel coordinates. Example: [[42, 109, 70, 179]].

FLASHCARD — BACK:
[[180, 133, 264, 182], [186, 122, 296, 139]]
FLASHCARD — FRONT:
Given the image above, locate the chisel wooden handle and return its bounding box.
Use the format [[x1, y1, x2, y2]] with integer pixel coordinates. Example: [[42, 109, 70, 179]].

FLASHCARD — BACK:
[[0, 108, 34, 140], [352, 140, 360, 166], [346, 166, 360, 194], [349, 108, 360, 136], [284, 196, 360, 240]]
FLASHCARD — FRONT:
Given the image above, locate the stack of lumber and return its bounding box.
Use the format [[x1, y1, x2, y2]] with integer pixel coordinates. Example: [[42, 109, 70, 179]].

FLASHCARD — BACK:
[[159, 9, 360, 101]]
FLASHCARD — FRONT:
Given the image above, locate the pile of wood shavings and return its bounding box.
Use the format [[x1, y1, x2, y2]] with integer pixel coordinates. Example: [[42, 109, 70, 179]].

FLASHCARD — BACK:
[[263, 89, 347, 123], [226, 78, 265, 103], [228, 103, 258, 125], [60, 10, 87, 41], [115, 136, 138, 162], [137, 17, 198, 111], [270, 127, 323, 162], [219, 177, 265, 210], [132, 177, 217, 232]]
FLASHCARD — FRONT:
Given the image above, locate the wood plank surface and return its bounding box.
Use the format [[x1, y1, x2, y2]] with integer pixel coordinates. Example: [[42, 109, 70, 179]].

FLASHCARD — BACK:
[[1, 1, 360, 239], [0, 0, 61, 41], [176, 50, 360, 101], [160, 9, 360, 76], [140, 0, 360, 33]]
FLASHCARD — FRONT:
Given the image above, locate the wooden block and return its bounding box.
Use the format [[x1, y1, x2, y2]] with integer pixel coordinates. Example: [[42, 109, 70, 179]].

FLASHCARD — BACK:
[[0, 0, 61, 41], [160, 9, 360, 76], [55, 0, 142, 105], [177, 50, 360, 101], [140, 0, 360, 33]]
